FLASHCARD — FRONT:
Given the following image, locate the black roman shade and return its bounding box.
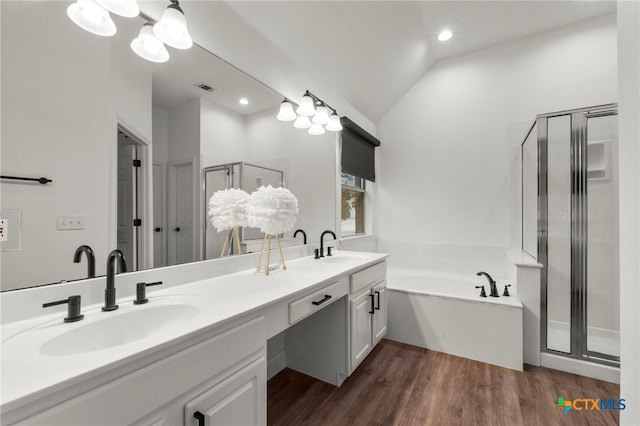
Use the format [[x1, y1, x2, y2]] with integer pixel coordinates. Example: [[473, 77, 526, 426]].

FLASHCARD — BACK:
[[340, 117, 381, 182]]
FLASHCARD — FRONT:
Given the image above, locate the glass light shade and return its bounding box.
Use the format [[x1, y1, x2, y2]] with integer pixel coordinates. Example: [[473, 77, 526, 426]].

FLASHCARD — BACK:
[[293, 115, 312, 129], [95, 0, 139, 17], [153, 5, 193, 49], [325, 113, 343, 131], [308, 123, 326, 135], [131, 24, 169, 63], [312, 104, 330, 125], [277, 100, 297, 122], [67, 0, 116, 37], [438, 30, 453, 41], [296, 93, 316, 116]]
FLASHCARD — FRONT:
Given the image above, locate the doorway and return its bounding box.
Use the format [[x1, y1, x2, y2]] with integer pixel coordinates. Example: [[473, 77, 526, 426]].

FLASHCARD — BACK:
[[116, 128, 142, 271]]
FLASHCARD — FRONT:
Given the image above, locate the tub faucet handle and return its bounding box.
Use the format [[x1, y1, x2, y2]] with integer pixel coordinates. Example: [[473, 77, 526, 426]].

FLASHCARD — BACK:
[[475, 285, 487, 298], [503, 284, 512, 297]]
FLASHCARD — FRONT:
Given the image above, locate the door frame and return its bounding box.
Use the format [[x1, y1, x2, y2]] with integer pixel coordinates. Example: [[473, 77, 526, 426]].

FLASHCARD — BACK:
[[168, 157, 198, 265], [110, 120, 153, 271]]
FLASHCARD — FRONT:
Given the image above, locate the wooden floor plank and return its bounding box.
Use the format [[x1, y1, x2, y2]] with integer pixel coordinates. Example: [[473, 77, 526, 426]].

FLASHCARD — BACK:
[[267, 339, 620, 426]]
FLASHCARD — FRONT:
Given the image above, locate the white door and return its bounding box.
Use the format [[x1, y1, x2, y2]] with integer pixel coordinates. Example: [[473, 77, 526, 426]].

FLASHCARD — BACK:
[[152, 163, 166, 268], [117, 138, 138, 270], [350, 290, 373, 372], [372, 281, 388, 346], [169, 162, 194, 265]]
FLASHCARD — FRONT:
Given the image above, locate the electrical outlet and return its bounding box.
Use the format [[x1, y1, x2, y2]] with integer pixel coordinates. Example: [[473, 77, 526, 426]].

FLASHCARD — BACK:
[[57, 215, 85, 230], [0, 219, 7, 242]]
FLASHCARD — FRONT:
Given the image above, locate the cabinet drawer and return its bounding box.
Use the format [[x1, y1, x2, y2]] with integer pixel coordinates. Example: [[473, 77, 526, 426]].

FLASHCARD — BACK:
[[289, 278, 348, 324], [350, 261, 386, 295]]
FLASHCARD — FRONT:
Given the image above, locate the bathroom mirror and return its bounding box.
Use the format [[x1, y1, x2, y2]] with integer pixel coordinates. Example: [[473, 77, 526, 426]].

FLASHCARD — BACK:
[[0, 1, 336, 291]]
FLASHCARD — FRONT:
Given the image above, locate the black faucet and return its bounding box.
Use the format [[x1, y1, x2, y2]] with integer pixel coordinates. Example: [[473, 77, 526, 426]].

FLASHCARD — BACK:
[[73, 245, 96, 278], [103, 249, 127, 311], [319, 230, 336, 258], [476, 271, 499, 297], [293, 229, 307, 245]]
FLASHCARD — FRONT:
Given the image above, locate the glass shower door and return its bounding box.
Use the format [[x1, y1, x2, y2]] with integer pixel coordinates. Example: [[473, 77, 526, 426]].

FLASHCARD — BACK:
[[585, 113, 620, 359]]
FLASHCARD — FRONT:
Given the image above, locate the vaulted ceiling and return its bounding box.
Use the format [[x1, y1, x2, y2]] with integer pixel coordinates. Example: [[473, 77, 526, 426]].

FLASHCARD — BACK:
[[145, 1, 617, 124]]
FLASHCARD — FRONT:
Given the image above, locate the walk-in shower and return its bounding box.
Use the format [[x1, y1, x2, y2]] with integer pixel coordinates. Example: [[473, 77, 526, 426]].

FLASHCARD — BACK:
[[522, 104, 619, 367]]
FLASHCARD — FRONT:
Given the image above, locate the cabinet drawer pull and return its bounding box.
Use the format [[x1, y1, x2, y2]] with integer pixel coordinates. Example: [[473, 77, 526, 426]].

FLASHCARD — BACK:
[[312, 294, 332, 306], [369, 294, 375, 314], [194, 411, 205, 426], [375, 291, 381, 310]]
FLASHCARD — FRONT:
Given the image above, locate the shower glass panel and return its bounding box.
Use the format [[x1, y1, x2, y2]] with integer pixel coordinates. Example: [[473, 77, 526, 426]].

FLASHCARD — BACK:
[[521, 122, 538, 258], [545, 114, 572, 354], [585, 114, 620, 358]]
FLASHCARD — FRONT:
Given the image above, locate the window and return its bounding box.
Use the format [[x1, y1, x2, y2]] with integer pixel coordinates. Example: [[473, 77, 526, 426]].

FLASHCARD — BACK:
[[341, 173, 365, 236]]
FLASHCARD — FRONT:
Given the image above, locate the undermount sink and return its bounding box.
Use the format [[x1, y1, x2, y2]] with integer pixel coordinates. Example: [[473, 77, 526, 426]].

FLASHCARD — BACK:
[[39, 297, 207, 357], [321, 255, 365, 264]]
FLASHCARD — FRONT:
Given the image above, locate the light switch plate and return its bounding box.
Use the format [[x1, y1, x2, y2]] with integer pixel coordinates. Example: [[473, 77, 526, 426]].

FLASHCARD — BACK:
[[57, 215, 85, 230]]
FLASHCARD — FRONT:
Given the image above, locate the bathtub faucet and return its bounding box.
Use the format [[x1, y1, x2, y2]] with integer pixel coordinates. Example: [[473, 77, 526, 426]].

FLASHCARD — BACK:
[[476, 271, 499, 297]]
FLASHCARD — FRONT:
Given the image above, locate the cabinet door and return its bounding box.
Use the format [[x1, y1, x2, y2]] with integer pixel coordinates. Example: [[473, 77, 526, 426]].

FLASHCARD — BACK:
[[372, 281, 387, 346], [350, 290, 373, 372], [185, 355, 266, 426]]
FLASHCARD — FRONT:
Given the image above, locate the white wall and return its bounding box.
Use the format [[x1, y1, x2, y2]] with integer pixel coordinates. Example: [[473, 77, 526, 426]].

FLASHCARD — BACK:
[[1, 2, 110, 289], [376, 15, 617, 250], [200, 99, 246, 167], [245, 108, 337, 244], [617, 1, 640, 423]]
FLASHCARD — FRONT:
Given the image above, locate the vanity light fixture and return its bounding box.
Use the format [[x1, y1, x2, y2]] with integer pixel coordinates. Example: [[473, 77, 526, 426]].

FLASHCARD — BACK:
[[296, 91, 316, 116], [67, 0, 116, 37], [95, 0, 139, 18], [293, 115, 312, 129], [312, 102, 330, 125], [153, 0, 193, 50], [131, 23, 169, 63], [279, 90, 343, 135], [438, 29, 453, 41], [277, 99, 297, 122], [325, 112, 343, 132], [308, 122, 326, 136]]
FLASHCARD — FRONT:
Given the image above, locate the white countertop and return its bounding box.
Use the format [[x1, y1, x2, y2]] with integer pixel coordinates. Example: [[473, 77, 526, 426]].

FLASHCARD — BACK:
[[1, 251, 387, 413]]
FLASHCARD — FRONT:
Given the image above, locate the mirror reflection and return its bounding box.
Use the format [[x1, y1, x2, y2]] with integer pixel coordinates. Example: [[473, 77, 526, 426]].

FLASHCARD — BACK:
[[1, 1, 336, 292]]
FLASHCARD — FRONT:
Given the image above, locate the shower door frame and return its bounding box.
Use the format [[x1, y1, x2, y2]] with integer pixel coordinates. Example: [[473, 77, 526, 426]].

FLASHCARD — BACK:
[[538, 103, 619, 367]]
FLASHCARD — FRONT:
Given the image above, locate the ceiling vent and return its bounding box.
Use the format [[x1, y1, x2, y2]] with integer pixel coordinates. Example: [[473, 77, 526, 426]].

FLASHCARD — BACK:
[[195, 82, 214, 92]]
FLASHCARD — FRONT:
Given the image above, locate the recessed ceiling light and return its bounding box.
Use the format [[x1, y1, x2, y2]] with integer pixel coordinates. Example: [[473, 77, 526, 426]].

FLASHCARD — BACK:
[[438, 30, 453, 42], [239, 98, 249, 105]]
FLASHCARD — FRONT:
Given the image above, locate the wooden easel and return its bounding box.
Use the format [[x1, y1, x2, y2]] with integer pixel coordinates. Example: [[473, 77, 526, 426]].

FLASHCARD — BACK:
[[256, 234, 287, 276], [220, 226, 242, 257]]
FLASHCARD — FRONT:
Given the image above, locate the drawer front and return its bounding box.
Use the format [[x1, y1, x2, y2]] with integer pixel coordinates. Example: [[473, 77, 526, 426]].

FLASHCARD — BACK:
[[350, 261, 386, 295], [289, 278, 348, 325]]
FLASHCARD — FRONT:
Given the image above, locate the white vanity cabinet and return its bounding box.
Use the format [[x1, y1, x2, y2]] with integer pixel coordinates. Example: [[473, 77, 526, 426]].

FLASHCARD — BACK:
[[8, 316, 266, 426], [348, 261, 387, 373]]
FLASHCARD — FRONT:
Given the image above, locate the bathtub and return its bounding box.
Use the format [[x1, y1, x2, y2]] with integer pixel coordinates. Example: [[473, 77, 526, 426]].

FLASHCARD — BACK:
[[386, 269, 524, 371]]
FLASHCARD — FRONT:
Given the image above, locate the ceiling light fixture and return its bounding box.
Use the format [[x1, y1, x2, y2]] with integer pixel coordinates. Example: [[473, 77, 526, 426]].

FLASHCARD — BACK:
[[239, 98, 249, 105], [131, 23, 169, 63], [279, 90, 343, 135], [153, 0, 193, 50], [95, 0, 139, 18], [293, 115, 312, 129], [67, 0, 116, 36], [296, 91, 316, 116], [277, 99, 297, 122], [438, 30, 453, 41]]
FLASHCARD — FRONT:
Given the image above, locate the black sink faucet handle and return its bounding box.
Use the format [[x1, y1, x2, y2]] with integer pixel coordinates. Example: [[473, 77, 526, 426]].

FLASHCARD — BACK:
[[134, 281, 163, 305], [327, 246, 333, 256], [475, 285, 487, 298], [503, 284, 512, 297], [43, 295, 84, 322]]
